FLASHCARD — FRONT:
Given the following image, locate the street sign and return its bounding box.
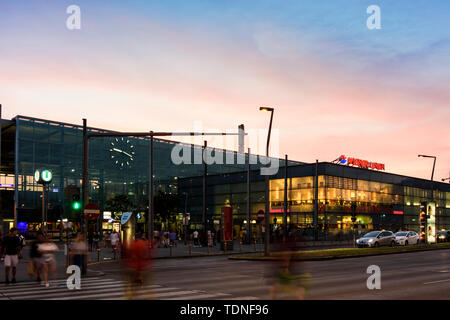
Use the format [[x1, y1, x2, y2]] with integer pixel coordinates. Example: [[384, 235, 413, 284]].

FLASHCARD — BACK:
[[257, 210, 265, 221], [121, 212, 133, 225], [34, 168, 53, 184], [83, 203, 101, 221]]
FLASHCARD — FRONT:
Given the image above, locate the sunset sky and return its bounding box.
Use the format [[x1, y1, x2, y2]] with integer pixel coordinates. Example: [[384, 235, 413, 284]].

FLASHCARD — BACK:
[[1, 0, 449, 180]]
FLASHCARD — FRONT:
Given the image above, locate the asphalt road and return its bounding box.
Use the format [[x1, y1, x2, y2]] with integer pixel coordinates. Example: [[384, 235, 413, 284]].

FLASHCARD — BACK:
[[1, 249, 449, 299]]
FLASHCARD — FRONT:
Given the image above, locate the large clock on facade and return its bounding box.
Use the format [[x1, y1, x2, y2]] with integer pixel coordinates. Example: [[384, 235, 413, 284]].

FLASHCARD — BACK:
[[109, 137, 135, 167]]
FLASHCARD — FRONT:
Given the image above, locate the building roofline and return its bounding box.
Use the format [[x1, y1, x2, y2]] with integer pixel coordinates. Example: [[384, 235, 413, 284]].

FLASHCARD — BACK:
[[12, 115, 304, 164]]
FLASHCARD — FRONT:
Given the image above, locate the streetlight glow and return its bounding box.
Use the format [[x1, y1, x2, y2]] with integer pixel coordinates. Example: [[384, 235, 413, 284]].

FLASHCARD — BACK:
[[259, 107, 274, 112]]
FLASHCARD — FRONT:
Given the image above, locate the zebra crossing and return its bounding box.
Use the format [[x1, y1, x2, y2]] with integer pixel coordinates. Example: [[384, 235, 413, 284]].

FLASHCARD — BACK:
[[0, 277, 259, 300]]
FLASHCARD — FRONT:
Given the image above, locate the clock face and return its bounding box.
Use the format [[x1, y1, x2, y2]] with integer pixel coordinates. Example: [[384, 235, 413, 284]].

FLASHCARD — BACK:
[[109, 137, 135, 168]]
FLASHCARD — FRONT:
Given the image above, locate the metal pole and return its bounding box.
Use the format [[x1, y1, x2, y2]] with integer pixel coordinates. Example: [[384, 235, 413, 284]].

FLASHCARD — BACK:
[[0, 104, 2, 177], [283, 154, 288, 242], [431, 157, 436, 230], [264, 110, 273, 257], [14, 115, 19, 228], [82, 119, 88, 234], [203, 140, 207, 246], [42, 185, 45, 234], [314, 160, 319, 241], [148, 132, 154, 243], [246, 148, 251, 244], [184, 193, 188, 245]]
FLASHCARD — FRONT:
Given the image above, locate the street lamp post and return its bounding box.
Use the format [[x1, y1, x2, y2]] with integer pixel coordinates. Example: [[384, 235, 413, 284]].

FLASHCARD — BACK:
[[259, 107, 274, 257]]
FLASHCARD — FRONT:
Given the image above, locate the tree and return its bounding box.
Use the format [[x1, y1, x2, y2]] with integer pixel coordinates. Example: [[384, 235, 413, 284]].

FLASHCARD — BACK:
[[105, 194, 134, 213], [154, 191, 179, 230]]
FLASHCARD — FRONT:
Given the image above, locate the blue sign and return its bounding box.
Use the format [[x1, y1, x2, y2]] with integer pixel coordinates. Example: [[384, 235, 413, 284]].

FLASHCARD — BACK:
[[121, 212, 133, 225]]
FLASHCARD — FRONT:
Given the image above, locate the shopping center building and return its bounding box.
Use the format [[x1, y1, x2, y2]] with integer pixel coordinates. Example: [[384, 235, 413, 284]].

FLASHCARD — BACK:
[[1, 114, 450, 239]]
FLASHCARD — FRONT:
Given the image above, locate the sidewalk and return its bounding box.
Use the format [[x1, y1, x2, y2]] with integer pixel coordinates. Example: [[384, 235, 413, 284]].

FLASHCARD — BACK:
[[85, 239, 354, 263]]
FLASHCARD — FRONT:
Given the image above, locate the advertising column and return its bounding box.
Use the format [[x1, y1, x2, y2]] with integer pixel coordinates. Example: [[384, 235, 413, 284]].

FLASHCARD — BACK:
[[427, 202, 436, 244], [221, 200, 233, 251]]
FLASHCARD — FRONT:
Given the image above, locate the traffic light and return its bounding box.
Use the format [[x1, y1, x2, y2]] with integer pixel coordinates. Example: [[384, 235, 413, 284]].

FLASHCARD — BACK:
[[72, 194, 81, 211]]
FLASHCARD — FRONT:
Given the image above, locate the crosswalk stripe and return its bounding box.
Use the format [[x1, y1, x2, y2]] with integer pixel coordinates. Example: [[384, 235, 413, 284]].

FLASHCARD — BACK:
[[0, 277, 103, 288], [0, 279, 122, 293], [224, 296, 259, 300], [17, 284, 161, 300], [2, 281, 138, 296], [102, 287, 183, 300], [50, 288, 197, 300], [166, 292, 230, 300]]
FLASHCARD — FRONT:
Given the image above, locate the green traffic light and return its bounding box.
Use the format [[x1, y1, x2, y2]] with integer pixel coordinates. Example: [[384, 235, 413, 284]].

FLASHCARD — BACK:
[[73, 202, 81, 210]]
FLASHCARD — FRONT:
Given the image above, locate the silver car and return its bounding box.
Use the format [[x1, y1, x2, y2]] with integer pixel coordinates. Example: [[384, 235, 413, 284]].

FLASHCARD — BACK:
[[395, 231, 419, 246], [356, 230, 396, 248]]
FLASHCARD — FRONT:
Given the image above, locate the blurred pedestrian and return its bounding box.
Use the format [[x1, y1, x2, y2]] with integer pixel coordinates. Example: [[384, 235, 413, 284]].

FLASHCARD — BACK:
[[193, 230, 199, 247], [93, 232, 100, 250], [169, 231, 177, 247], [70, 233, 88, 276], [30, 232, 44, 282], [122, 233, 154, 299], [88, 231, 94, 252], [110, 230, 120, 253], [2, 228, 22, 284], [105, 231, 111, 248], [38, 235, 58, 287]]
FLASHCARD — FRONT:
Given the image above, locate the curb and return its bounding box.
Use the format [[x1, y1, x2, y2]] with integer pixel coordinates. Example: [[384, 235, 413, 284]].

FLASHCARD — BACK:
[[87, 250, 265, 266], [228, 246, 450, 261]]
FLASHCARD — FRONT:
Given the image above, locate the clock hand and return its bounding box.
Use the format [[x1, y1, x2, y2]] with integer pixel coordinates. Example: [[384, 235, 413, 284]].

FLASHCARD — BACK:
[[112, 148, 133, 159]]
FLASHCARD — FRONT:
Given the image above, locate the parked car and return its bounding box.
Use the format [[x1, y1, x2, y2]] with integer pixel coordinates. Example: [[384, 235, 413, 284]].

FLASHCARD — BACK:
[[438, 230, 450, 243], [395, 231, 419, 246], [356, 230, 396, 248]]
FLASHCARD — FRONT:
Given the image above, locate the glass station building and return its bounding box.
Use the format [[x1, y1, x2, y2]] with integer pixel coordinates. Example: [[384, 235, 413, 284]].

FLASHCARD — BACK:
[[1, 115, 450, 239]]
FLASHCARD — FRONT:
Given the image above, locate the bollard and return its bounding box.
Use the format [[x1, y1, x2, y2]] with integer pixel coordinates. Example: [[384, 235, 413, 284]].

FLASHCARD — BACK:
[[97, 248, 101, 262], [254, 239, 257, 252], [224, 240, 227, 253], [189, 242, 192, 256], [170, 244, 173, 257], [240, 240, 242, 252]]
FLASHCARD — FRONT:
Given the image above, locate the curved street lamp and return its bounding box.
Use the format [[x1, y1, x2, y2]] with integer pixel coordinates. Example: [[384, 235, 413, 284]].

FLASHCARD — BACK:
[[259, 107, 274, 256]]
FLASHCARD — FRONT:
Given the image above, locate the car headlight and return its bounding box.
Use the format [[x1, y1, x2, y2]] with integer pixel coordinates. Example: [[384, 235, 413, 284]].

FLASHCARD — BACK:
[[368, 239, 374, 243]]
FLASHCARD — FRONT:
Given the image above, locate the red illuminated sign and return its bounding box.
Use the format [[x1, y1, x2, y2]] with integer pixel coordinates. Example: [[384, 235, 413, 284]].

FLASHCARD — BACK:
[[338, 155, 385, 171]]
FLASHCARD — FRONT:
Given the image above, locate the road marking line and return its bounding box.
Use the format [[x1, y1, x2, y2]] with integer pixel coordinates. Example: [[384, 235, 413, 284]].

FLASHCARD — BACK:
[[423, 279, 450, 285]]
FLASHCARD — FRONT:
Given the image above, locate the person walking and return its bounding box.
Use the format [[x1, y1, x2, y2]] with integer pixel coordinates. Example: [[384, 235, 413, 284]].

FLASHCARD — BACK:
[[30, 232, 44, 282], [93, 232, 100, 250], [38, 235, 58, 287], [193, 230, 199, 247], [2, 228, 22, 284], [110, 230, 120, 253], [69, 233, 88, 276], [169, 231, 177, 247], [88, 231, 94, 252]]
